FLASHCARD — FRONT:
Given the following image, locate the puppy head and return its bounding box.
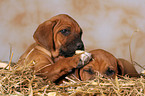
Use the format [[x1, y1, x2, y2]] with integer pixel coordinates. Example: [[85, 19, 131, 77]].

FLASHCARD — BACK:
[[33, 14, 84, 57], [79, 49, 124, 81]]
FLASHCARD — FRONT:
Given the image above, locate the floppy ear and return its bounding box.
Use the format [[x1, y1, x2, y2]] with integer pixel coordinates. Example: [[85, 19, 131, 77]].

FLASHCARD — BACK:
[[117, 59, 124, 76], [33, 21, 56, 51]]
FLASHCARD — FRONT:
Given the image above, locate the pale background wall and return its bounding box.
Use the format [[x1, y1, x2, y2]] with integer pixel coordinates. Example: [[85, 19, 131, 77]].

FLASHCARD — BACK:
[[0, 0, 145, 73]]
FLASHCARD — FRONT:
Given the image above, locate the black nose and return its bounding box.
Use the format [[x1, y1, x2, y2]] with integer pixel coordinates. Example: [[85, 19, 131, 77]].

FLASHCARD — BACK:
[[76, 42, 84, 50]]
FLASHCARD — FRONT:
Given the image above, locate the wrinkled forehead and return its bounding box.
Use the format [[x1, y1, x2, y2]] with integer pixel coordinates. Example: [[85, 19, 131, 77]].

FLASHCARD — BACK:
[[51, 15, 80, 29], [88, 54, 118, 70], [51, 14, 79, 24]]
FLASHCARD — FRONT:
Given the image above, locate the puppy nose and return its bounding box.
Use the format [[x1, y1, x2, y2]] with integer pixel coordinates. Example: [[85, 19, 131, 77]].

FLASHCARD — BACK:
[[76, 42, 84, 50]]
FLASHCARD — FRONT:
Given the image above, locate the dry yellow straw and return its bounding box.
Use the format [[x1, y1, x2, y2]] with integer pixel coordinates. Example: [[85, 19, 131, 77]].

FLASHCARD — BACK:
[[8, 52, 13, 70]]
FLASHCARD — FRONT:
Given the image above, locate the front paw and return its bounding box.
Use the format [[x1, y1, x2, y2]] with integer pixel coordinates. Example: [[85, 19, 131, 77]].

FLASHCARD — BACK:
[[76, 51, 92, 68]]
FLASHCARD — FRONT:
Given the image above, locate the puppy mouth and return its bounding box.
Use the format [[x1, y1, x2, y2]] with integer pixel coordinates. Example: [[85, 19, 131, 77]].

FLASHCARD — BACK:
[[59, 41, 84, 57], [59, 47, 84, 57], [59, 49, 75, 57]]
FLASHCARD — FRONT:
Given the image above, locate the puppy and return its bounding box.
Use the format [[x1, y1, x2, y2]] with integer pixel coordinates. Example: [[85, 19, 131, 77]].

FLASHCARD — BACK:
[[71, 49, 139, 81], [18, 14, 85, 82]]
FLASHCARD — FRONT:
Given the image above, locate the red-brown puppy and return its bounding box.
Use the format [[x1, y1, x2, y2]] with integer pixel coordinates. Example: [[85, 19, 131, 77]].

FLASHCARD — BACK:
[[18, 14, 85, 82], [73, 49, 139, 81]]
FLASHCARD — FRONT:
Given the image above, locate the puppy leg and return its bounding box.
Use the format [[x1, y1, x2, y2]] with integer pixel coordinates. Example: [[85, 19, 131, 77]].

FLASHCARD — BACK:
[[36, 52, 91, 82]]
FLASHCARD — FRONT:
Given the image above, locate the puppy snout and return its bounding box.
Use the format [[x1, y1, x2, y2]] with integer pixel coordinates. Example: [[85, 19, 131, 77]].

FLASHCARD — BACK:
[[76, 42, 84, 50]]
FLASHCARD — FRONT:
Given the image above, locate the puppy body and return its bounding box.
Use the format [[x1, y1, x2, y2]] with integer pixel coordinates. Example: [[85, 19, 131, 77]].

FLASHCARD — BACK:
[[18, 14, 84, 82], [118, 58, 139, 77]]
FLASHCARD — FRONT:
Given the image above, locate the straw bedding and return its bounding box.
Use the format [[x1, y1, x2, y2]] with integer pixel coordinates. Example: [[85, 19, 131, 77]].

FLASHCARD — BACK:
[[0, 61, 145, 96]]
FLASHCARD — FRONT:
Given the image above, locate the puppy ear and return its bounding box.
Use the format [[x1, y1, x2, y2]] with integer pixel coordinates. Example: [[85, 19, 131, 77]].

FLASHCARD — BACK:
[[117, 59, 124, 76], [33, 21, 56, 51]]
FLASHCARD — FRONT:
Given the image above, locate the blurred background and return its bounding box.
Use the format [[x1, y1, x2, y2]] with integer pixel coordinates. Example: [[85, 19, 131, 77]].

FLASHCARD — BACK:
[[0, 0, 145, 73]]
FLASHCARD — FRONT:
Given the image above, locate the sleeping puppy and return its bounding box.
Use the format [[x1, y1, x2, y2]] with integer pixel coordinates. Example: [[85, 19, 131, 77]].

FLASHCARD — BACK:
[[69, 49, 139, 81], [76, 49, 124, 81]]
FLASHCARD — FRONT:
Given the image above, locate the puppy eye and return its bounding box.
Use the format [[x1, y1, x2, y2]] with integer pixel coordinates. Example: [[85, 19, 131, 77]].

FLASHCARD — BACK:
[[105, 67, 115, 76], [83, 68, 95, 75], [59, 29, 70, 36]]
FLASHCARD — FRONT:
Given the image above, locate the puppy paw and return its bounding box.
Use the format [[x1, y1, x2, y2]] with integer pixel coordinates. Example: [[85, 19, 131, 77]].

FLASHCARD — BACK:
[[76, 51, 92, 68], [80, 52, 92, 65]]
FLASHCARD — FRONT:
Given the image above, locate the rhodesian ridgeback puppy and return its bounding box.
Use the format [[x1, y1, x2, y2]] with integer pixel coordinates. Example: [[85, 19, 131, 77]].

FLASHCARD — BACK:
[[74, 49, 124, 81], [68, 49, 139, 81], [18, 14, 85, 82]]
